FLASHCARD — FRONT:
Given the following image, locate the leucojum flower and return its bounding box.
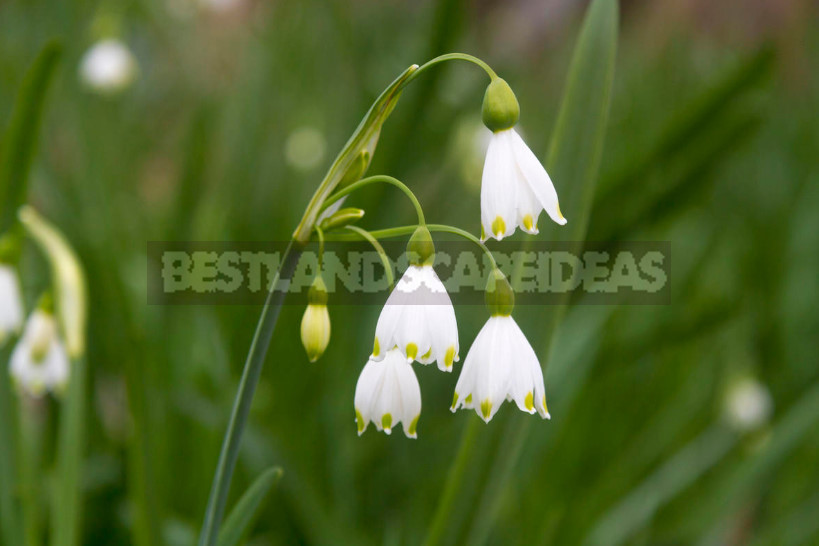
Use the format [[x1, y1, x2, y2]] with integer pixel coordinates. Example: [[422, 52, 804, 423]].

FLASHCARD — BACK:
[[79, 38, 137, 95], [354, 348, 422, 438], [480, 78, 566, 241], [451, 269, 550, 422], [9, 299, 70, 397], [371, 226, 459, 371]]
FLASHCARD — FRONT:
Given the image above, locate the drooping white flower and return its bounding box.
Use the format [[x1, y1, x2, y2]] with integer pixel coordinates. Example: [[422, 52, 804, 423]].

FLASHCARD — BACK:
[[479, 77, 565, 241], [9, 310, 70, 397], [79, 39, 137, 95], [724, 377, 773, 432], [0, 264, 24, 345], [354, 349, 421, 438], [480, 128, 566, 241], [372, 264, 459, 371], [451, 315, 549, 422]]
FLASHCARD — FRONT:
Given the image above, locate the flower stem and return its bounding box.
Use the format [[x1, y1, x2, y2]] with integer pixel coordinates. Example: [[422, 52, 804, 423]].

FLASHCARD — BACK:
[[344, 225, 395, 289], [403, 53, 497, 85], [197, 241, 302, 546], [321, 175, 426, 226]]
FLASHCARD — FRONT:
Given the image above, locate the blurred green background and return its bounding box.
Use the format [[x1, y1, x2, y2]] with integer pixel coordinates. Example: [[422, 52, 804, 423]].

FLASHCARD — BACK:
[[2, 0, 819, 544]]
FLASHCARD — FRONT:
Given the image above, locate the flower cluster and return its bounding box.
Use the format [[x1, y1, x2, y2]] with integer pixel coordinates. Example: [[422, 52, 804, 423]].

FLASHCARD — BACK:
[[301, 73, 565, 438]]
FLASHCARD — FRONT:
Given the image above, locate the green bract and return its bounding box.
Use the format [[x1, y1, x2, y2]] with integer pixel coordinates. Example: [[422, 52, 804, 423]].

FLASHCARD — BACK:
[[482, 78, 520, 132]]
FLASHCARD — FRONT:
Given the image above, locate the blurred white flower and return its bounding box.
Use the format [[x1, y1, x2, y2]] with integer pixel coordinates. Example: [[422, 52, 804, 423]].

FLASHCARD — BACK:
[[354, 349, 421, 438], [481, 128, 565, 241], [9, 310, 70, 397], [0, 264, 24, 345], [79, 39, 137, 95], [724, 377, 773, 432], [452, 315, 549, 423], [285, 126, 326, 172], [372, 264, 459, 371], [199, 0, 242, 13]]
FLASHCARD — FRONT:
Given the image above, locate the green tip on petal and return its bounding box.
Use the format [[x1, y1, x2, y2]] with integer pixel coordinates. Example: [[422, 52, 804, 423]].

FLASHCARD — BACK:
[[451, 392, 459, 409], [356, 409, 365, 434], [523, 214, 536, 232], [405, 342, 418, 361], [525, 391, 534, 411], [421, 347, 432, 361], [491, 216, 506, 238], [372, 336, 380, 357], [480, 399, 493, 421], [381, 413, 392, 431], [465, 394, 472, 404], [408, 415, 419, 437], [445, 346, 456, 369]]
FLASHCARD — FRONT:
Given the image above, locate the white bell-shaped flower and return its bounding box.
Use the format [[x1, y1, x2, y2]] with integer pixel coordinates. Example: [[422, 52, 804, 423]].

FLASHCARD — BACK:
[[0, 264, 24, 344], [79, 39, 137, 95], [372, 263, 459, 371], [479, 77, 565, 241], [354, 349, 422, 438], [451, 315, 550, 422], [372, 227, 459, 371], [451, 268, 549, 422], [481, 128, 566, 241], [9, 309, 70, 397]]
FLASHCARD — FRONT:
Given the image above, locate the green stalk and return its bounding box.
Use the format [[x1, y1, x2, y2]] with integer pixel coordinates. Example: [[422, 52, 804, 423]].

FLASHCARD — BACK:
[[51, 356, 87, 546], [198, 242, 302, 546], [344, 225, 395, 289], [321, 175, 426, 225], [0, 344, 23, 546], [19, 398, 44, 546]]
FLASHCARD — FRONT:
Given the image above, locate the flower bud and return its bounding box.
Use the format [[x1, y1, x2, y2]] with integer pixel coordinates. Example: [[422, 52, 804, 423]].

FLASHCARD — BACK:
[[485, 268, 514, 316], [319, 207, 365, 232], [482, 78, 520, 132], [300, 276, 330, 362], [338, 149, 372, 189], [406, 226, 435, 267]]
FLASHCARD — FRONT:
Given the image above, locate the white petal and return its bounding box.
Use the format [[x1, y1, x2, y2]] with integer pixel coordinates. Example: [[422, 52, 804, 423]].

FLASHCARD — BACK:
[[510, 129, 566, 226], [354, 358, 384, 435], [394, 358, 421, 438], [481, 131, 518, 241], [0, 266, 24, 342]]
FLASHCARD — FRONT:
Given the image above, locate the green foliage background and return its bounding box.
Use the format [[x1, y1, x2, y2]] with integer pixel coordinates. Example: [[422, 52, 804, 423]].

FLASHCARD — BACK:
[[1, 0, 818, 544]]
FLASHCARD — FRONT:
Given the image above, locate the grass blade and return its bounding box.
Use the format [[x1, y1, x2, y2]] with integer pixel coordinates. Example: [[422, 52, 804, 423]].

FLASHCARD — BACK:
[[216, 467, 283, 546], [0, 344, 24, 546]]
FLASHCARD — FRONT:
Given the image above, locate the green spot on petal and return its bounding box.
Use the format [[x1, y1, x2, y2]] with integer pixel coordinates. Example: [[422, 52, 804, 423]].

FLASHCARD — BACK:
[[492, 216, 506, 238], [451, 392, 459, 409], [465, 394, 472, 404], [445, 346, 456, 368], [542, 395, 549, 414], [406, 343, 418, 360], [381, 413, 392, 430], [525, 391, 534, 411], [355, 409, 365, 433], [373, 337, 380, 357], [408, 415, 419, 436], [480, 399, 493, 420], [421, 347, 432, 360]]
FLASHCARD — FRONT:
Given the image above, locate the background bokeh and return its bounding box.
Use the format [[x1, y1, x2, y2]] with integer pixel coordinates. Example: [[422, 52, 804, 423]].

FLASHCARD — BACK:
[[1, 0, 818, 544]]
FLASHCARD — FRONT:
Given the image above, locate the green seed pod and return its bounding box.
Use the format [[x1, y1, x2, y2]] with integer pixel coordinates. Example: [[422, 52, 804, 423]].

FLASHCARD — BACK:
[[319, 207, 365, 232], [485, 268, 515, 316], [406, 226, 435, 266], [482, 78, 520, 132]]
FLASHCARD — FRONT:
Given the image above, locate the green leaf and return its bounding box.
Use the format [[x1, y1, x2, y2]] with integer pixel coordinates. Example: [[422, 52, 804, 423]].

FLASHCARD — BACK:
[[216, 467, 283, 546], [0, 344, 24, 546], [0, 41, 62, 234]]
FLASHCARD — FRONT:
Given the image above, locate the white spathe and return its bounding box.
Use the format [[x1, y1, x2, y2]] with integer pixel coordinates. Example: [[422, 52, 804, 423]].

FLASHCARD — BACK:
[[79, 39, 137, 94], [481, 128, 566, 241], [452, 315, 550, 422], [372, 264, 459, 371], [354, 349, 421, 438], [0, 265, 24, 345], [9, 310, 70, 397]]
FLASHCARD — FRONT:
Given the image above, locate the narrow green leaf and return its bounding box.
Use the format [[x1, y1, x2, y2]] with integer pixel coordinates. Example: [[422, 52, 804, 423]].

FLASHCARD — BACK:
[[0, 344, 24, 546], [216, 467, 283, 546], [0, 41, 62, 234]]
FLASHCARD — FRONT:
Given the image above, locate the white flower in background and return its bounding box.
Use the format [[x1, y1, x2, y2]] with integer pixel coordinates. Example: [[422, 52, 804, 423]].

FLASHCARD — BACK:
[[480, 78, 565, 241], [451, 269, 549, 422], [372, 227, 459, 371], [9, 310, 70, 397], [0, 264, 24, 345], [724, 377, 773, 432], [354, 349, 421, 438], [79, 39, 137, 95], [285, 126, 327, 172]]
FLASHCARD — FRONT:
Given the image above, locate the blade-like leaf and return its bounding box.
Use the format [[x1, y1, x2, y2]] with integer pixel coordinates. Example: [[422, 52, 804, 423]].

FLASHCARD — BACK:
[[0, 41, 62, 234], [217, 467, 283, 546]]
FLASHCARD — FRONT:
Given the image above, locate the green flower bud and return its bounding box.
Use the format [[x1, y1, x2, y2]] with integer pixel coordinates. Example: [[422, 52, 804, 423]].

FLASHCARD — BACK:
[[406, 226, 435, 266], [338, 149, 371, 189], [301, 276, 330, 362], [485, 268, 515, 316], [482, 78, 520, 132], [319, 207, 365, 232]]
